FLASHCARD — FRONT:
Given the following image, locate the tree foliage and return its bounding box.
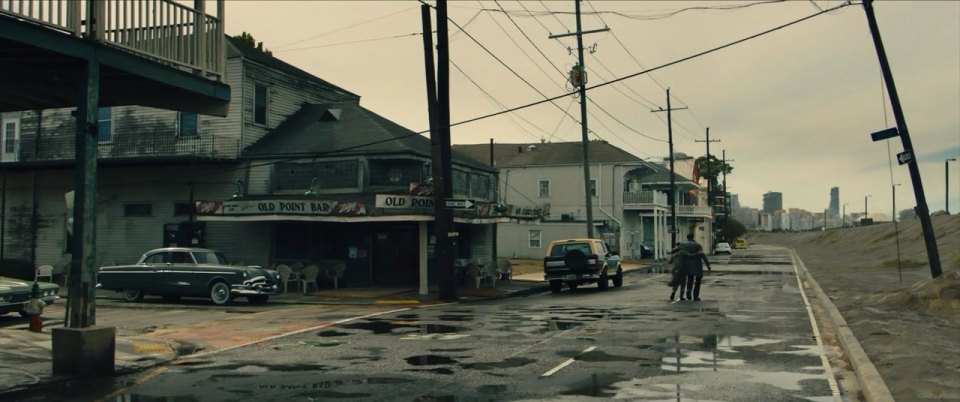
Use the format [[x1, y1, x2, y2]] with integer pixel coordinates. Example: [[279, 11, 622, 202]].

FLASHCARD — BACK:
[[695, 155, 733, 195], [719, 218, 747, 242], [231, 31, 271, 55]]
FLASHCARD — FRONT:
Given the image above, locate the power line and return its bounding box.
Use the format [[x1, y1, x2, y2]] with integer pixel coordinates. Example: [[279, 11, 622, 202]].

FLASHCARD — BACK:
[[273, 6, 418, 50], [448, 1, 855, 131], [450, 58, 547, 140], [274, 32, 426, 53]]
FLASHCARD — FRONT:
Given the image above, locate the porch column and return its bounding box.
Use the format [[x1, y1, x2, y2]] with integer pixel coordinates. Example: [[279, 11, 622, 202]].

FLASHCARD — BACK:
[[418, 221, 428, 295]]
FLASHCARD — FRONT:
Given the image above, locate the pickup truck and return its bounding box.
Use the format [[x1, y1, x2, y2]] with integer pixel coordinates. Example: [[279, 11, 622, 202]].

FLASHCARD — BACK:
[[543, 239, 623, 293]]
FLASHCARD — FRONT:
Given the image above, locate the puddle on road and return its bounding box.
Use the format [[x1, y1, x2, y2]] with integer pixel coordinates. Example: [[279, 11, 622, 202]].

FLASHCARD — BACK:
[[316, 329, 351, 337], [461, 357, 535, 370], [338, 319, 466, 335], [405, 367, 455, 375], [406, 354, 459, 366]]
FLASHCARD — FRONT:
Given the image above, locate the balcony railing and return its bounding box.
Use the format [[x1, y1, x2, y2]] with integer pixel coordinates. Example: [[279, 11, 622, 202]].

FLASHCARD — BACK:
[[623, 191, 668, 207], [0, 0, 224, 80], [2, 134, 240, 163]]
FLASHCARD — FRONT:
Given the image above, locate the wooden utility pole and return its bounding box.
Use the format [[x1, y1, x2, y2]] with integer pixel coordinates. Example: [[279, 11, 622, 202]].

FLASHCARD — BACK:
[[696, 128, 720, 208], [651, 89, 686, 246], [722, 150, 734, 223], [548, 1, 608, 239], [863, 0, 942, 278], [422, 1, 457, 301]]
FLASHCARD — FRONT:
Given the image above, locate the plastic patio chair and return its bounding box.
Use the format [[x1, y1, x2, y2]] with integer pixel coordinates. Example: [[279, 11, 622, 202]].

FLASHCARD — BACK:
[[35, 265, 54, 283], [276, 264, 297, 293], [300, 265, 320, 294]]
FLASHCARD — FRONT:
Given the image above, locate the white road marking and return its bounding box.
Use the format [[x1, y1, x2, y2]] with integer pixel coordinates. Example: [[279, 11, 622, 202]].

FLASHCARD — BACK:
[[541, 346, 596, 377], [790, 250, 843, 401], [183, 307, 412, 359]]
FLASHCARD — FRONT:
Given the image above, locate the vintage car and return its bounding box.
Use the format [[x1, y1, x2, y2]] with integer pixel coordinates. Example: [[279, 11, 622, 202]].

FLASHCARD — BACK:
[[97, 248, 278, 305], [0, 277, 60, 316]]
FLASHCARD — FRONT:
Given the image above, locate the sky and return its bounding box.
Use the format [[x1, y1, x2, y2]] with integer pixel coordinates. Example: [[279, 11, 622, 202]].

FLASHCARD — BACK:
[[223, 1, 960, 219]]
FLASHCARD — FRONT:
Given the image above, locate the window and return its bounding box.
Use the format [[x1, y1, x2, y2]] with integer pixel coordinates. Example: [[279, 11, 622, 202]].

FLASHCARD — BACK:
[[470, 174, 490, 199], [453, 170, 468, 195], [274, 163, 314, 191], [538, 180, 550, 198], [97, 107, 112, 143], [3, 123, 15, 153], [178, 112, 198, 138], [528, 230, 542, 248], [124, 203, 152, 217], [254, 84, 268, 125], [590, 179, 598, 197], [174, 203, 194, 216]]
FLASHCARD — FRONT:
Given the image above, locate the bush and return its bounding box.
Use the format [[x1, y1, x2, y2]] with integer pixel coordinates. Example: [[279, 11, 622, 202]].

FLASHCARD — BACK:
[[0, 258, 37, 280]]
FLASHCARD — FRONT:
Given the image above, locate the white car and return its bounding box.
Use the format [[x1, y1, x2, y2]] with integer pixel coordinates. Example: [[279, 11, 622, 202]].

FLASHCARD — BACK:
[[714, 242, 732, 255]]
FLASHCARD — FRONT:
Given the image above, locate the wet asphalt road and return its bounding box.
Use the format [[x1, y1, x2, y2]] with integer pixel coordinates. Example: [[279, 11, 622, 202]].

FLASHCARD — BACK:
[[13, 246, 847, 401]]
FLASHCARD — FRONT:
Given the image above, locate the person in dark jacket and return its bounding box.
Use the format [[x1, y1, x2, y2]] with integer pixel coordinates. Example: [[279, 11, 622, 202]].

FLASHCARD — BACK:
[[667, 246, 688, 301], [679, 233, 712, 301]]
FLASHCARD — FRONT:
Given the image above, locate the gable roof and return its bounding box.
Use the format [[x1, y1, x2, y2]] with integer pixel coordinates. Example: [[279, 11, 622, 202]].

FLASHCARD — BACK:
[[225, 36, 359, 100], [633, 162, 699, 188], [243, 102, 494, 172], [451, 141, 642, 167]]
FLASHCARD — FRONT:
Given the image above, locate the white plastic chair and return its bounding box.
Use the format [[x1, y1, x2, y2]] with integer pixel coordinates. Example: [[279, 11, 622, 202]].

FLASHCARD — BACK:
[[276, 264, 297, 293], [300, 265, 320, 294], [323, 260, 347, 290], [496, 259, 513, 280], [35, 265, 54, 283]]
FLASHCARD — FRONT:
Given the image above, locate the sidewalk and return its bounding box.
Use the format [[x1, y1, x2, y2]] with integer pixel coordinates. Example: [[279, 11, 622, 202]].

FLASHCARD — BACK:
[[0, 261, 655, 396]]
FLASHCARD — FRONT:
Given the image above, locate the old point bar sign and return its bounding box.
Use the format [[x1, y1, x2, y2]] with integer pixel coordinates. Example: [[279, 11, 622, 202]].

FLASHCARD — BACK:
[[195, 199, 366, 216]]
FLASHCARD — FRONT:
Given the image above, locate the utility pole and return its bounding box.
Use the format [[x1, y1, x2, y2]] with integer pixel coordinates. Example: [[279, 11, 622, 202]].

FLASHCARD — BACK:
[[651, 88, 686, 246], [696, 128, 721, 208], [864, 0, 942, 278], [722, 150, 733, 226], [422, 1, 457, 301], [549, 1, 608, 239]]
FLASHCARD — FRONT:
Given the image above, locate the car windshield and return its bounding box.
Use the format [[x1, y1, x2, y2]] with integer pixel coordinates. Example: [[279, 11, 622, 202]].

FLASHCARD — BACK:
[[193, 251, 228, 265]]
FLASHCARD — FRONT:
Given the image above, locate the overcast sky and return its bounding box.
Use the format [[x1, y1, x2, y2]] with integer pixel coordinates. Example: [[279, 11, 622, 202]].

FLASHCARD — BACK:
[[225, 1, 959, 219]]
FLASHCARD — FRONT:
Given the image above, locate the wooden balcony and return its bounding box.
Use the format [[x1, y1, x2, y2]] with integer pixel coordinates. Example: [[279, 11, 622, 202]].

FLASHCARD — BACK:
[[623, 190, 713, 216], [0, 0, 229, 116], [0, 0, 223, 79]]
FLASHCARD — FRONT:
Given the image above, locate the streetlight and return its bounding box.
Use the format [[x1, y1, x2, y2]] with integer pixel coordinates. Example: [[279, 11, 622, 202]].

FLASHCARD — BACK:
[[864, 195, 872, 225], [842, 203, 849, 227], [948, 158, 957, 214]]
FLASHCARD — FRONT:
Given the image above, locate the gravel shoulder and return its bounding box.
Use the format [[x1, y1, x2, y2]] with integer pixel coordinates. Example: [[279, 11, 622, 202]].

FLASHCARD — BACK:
[[748, 215, 960, 402]]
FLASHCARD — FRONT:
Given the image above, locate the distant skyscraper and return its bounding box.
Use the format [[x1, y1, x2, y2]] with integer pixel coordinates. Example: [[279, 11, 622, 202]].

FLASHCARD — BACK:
[[763, 192, 783, 213], [731, 194, 741, 210], [830, 187, 840, 217]]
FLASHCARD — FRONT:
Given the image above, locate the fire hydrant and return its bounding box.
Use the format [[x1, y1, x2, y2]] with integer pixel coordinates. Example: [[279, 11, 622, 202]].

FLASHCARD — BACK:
[[24, 282, 44, 333]]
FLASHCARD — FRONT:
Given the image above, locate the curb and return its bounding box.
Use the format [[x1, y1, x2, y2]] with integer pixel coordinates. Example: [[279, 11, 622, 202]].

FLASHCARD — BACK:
[[792, 250, 895, 402]]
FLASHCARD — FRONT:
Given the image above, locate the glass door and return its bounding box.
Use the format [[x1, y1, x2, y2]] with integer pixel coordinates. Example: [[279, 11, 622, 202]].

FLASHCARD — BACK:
[[1, 113, 19, 162]]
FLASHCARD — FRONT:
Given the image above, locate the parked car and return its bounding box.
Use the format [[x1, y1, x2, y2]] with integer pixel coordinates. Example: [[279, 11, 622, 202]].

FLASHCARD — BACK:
[[543, 239, 622, 293], [639, 244, 654, 259], [0, 277, 60, 316], [97, 248, 279, 305], [714, 242, 732, 255], [734, 239, 748, 249]]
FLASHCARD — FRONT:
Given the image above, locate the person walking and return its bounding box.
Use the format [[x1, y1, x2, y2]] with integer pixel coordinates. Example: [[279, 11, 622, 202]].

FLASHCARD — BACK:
[[679, 233, 712, 301], [667, 246, 688, 301]]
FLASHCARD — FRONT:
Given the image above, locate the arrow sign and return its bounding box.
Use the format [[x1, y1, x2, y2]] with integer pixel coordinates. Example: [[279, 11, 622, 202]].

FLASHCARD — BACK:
[[897, 150, 913, 165], [444, 199, 476, 209]]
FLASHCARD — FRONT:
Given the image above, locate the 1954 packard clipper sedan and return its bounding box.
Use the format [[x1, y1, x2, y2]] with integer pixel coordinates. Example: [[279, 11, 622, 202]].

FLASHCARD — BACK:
[[97, 248, 279, 305]]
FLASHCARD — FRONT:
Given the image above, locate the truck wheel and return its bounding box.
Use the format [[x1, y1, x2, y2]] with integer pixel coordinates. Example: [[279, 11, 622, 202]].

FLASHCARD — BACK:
[[209, 281, 233, 305], [613, 268, 624, 288], [122, 289, 144, 302], [598, 271, 609, 290], [567, 282, 579, 291], [549, 280, 562, 293]]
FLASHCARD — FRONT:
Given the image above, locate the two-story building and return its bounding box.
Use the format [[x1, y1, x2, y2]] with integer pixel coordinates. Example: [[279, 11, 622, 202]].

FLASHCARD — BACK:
[[452, 141, 714, 261], [0, 36, 513, 291]]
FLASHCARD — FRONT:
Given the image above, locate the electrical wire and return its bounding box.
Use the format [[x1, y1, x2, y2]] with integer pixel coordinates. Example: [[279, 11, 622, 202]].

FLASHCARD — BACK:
[[451, 58, 547, 140], [272, 6, 418, 50]]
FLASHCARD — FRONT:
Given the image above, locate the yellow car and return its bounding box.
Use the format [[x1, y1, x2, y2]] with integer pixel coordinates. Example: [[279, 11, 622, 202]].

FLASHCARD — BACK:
[[734, 239, 748, 249]]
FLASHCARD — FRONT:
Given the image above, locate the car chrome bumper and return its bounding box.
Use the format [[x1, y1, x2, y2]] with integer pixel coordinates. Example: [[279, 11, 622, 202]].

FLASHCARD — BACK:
[[231, 276, 278, 295]]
